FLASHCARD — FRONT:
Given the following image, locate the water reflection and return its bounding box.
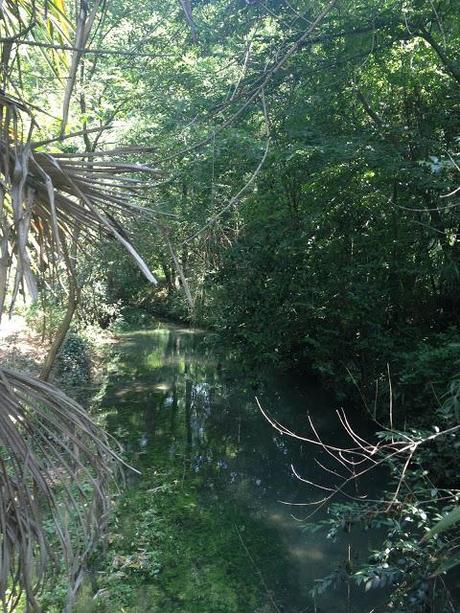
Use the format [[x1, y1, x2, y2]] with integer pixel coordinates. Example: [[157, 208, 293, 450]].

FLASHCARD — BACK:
[[101, 321, 384, 612]]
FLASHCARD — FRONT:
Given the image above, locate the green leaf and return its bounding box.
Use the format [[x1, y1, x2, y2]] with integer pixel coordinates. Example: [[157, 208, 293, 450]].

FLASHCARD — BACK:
[[422, 507, 460, 542]]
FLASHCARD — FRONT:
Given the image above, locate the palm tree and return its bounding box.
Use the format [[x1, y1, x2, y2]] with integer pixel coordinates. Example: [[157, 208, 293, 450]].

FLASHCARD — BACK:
[[0, 1, 158, 609]]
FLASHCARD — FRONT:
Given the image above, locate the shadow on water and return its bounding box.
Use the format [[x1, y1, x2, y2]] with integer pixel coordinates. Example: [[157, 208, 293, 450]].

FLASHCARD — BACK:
[[98, 320, 386, 612]]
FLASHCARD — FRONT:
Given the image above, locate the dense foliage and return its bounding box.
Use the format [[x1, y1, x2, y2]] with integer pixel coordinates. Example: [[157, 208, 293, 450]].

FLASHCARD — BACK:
[[78, 1, 459, 609], [1, 0, 459, 610], [90, 0, 460, 417]]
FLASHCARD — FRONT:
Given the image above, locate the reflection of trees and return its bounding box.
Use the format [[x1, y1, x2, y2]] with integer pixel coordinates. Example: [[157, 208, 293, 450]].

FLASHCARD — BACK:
[[185, 360, 192, 448], [169, 370, 178, 435], [183, 373, 297, 498], [104, 327, 305, 503]]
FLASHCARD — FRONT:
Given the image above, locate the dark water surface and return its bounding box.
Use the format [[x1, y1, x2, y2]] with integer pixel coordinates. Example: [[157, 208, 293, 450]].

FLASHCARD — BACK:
[[99, 321, 385, 612]]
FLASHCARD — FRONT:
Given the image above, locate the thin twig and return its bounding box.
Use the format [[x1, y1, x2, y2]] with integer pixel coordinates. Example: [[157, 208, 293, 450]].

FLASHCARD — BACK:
[[234, 523, 281, 613]]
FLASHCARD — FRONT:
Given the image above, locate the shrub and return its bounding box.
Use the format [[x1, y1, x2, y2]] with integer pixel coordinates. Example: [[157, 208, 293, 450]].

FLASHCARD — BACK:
[[397, 329, 460, 415], [56, 333, 92, 387]]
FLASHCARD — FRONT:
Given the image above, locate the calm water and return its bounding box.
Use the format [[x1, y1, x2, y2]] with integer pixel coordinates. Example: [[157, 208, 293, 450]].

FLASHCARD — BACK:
[[99, 321, 385, 612]]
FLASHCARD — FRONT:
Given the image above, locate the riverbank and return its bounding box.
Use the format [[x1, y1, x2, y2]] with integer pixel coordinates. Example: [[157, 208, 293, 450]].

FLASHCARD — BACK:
[[0, 314, 115, 399], [0, 314, 48, 375]]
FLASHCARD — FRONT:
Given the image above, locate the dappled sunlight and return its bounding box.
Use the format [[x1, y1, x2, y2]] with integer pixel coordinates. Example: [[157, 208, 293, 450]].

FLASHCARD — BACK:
[[114, 381, 158, 397], [289, 546, 325, 562], [153, 382, 172, 391]]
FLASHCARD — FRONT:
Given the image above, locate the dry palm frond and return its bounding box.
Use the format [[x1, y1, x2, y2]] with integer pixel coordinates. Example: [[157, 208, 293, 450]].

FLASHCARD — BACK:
[[0, 92, 159, 319], [0, 2, 165, 611], [0, 366, 123, 611], [0, 0, 159, 316], [0, 4, 159, 607]]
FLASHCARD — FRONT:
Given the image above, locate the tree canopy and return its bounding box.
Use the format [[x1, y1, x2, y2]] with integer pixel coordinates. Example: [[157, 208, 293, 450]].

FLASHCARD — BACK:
[[0, 0, 459, 610]]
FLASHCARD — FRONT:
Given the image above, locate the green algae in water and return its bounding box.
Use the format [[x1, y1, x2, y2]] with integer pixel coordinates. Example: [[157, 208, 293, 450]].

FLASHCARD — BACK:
[[79, 468, 303, 612], [42, 321, 386, 612]]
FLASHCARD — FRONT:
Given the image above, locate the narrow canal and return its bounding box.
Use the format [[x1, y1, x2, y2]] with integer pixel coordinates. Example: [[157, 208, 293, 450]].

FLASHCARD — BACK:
[[96, 321, 384, 612]]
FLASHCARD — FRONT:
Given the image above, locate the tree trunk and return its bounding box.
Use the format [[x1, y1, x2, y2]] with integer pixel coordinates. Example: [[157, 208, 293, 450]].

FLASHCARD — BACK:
[[418, 27, 460, 87], [40, 279, 81, 382], [160, 226, 195, 317]]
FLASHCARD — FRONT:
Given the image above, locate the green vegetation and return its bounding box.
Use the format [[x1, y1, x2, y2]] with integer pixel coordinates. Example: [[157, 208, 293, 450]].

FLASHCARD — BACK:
[[74, 470, 298, 612], [39, 470, 297, 612], [302, 381, 460, 611], [0, 0, 459, 610]]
